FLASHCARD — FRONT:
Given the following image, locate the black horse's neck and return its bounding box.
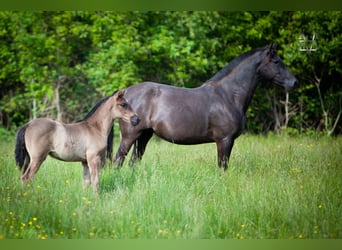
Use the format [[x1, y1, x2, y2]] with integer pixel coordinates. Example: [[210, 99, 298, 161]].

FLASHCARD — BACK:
[[207, 47, 266, 83], [206, 47, 267, 113]]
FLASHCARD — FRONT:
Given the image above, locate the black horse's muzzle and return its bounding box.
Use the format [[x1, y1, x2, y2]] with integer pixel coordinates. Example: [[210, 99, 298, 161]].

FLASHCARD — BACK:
[[293, 78, 299, 89], [130, 115, 140, 126], [285, 78, 299, 92]]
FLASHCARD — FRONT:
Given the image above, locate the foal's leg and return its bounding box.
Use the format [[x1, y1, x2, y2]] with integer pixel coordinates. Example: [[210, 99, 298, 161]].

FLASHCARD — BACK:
[[129, 129, 153, 166], [87, 154, 105, 194], [216, 137, 235, 171], [82, 161, 91, 188], [20, 155, 47, 184]]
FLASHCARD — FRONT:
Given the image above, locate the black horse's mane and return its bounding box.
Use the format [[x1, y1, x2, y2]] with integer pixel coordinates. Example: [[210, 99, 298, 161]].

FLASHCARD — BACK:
[[80, 90, 118, 121], [206, 46, 267, 83]]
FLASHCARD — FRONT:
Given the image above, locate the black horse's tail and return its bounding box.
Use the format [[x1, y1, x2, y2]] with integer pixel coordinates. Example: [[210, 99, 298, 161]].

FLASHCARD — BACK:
[[106, 125, 114, 162], [15, 124, 30, 172]]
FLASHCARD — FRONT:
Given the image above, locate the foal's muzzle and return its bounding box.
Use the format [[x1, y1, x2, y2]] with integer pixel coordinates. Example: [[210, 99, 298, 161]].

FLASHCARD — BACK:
[[130, 115, 140, 126]]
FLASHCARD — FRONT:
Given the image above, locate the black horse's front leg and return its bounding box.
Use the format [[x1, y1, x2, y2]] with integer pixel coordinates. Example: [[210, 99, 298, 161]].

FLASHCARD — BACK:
[[114, 132, 141, 168], [114, 143, 130, 167], [216, 137, 235, 171], [129, 129, 153, 166], [129, 141, 138, 166]]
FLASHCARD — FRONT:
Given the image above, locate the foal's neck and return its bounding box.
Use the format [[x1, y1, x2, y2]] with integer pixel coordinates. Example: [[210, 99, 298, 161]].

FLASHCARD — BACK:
[[85, 99, 114, 137]]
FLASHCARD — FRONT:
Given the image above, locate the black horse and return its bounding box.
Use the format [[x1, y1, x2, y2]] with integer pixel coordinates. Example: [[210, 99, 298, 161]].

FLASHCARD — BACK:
[[113, 44, 298, 170]]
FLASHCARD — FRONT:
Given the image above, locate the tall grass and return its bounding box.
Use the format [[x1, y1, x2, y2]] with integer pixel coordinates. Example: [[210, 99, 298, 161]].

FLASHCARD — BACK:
[[0, 134, 341, 239]]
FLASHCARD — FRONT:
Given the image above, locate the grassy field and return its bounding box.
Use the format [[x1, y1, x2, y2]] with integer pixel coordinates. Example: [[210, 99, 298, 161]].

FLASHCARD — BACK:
[[0, 134, 341, 239]]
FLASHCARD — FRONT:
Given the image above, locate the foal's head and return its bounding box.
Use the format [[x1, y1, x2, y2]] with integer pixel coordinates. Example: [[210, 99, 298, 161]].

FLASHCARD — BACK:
[[257, 44, 298, 92], [111, 90, 140, 126]]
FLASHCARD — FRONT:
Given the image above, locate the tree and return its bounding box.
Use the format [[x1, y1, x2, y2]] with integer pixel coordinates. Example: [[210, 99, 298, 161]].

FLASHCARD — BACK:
[[282, 11, 342, 135], [0, 11, 341, 135]]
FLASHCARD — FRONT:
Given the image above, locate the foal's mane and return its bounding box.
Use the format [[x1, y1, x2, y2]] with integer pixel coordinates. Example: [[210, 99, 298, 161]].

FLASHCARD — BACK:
[[80, 90, 118, 160], [206, 46, 267, 83], [80, 90, 118, 121]]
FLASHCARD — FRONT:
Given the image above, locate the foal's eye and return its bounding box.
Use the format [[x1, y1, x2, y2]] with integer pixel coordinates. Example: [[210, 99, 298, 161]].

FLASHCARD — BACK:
[[120, 103, 128, 109]]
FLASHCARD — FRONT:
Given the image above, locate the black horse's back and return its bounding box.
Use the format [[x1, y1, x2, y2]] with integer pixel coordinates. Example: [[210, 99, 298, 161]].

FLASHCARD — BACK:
[[15, 124, 29, 170]]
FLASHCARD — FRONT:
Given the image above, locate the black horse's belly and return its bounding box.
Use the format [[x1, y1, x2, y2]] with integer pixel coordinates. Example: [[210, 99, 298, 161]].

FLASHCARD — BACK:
[[159, 136, 214, 145], [156, 131, 214, 145], [151, 117, 214, 145]]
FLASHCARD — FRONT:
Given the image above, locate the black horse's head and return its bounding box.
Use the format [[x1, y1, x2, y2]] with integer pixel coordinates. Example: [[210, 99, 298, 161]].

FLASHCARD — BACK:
[[257, 44, 298, 92]]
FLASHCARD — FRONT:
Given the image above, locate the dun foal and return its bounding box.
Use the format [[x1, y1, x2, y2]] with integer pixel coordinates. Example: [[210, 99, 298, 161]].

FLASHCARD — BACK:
[[15, 90, 139, 193]]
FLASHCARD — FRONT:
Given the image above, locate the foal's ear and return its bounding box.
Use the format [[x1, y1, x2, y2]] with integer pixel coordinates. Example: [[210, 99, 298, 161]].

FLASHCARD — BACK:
[[117, 89, 126, 99]]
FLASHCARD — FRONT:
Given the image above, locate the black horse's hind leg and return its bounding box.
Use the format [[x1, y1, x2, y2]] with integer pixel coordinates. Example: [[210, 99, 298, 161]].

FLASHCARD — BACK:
[[216, 137, 235, 170], [129, 129, 153, 166]]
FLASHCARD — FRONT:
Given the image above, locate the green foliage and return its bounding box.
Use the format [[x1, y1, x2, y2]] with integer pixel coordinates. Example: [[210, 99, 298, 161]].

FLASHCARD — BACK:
[[0, 127, 14, 142], [0, 135, 341, 239], [0, 11, 341, 134]]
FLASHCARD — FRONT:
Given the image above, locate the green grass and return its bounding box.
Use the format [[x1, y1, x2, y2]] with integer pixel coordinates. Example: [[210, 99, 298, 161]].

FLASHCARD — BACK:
[[0, 134, 341, 239]]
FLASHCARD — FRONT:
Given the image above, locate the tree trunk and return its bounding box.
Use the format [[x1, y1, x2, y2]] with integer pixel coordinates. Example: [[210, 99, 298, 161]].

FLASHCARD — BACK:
[[314, 75, 341, 136], [284, 92, 289, 128], [55, 80, 62, 122]]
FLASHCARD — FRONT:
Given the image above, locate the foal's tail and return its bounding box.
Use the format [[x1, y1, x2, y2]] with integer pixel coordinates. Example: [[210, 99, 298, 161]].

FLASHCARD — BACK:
[[15, 124, 30, 172]]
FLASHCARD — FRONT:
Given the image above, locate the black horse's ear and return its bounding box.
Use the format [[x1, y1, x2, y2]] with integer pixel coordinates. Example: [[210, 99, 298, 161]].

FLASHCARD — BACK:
[[269, 43, 277, 57]]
